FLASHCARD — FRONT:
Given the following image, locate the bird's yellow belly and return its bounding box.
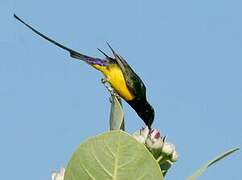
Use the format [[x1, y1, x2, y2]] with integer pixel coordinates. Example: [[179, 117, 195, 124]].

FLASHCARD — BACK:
[[93, 64, 134, 101]]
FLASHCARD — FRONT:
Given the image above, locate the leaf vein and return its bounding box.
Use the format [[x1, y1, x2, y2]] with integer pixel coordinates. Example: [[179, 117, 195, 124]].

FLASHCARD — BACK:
[[113, 132, 121, 180], [118, 157, 135, 169], [103, 140, 116, 158], [91, 142, 113, 178], [136, 173, 147, 180], [80, 164, 96, 180]]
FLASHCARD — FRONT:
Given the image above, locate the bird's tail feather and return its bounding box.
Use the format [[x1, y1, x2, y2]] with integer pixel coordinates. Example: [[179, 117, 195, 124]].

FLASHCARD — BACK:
[[13, 14, 108, 66]]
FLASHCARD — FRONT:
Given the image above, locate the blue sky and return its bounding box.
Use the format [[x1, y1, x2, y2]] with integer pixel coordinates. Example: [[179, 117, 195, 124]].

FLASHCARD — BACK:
[[1, 0, 242, 179]]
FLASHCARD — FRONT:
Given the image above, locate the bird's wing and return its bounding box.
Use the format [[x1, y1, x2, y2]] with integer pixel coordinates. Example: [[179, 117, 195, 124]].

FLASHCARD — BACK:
[[14, 14, 108, 66], [107, 43, 146, 98]]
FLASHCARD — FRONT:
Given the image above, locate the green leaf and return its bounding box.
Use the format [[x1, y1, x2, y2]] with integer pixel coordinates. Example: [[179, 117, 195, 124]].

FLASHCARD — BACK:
[[187, 147, 239, 180], [109, 95, 124, 131], [64, 130, 163, 180]]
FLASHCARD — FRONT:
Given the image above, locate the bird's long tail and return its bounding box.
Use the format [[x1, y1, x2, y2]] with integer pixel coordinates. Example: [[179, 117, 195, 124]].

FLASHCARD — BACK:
[[13, 14, 108, 66]]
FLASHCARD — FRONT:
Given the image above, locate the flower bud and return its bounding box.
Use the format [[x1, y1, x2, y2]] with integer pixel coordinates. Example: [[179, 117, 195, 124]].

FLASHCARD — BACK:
[[162, 142, 175, 156], [52, 167, 65, 180], [132, 126, 149, 144], [132, 127, 178, 167], [171, 150, 179, 162], [146, 129, 165, 158], [149, 129, 161, 140]]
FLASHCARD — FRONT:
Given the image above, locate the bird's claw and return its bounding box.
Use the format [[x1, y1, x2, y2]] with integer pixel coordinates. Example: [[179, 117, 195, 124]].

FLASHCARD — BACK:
[[101, 78, 112, 92], [101, 78, 121, 101], [109, 96, 113, 103], [101, 78, 107, 84]]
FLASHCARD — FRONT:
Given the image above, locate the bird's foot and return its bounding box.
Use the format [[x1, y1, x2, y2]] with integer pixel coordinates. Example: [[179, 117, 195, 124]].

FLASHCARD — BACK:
[[101, 78, 107, 84], [101, 78, 113, 92], [101, 78, 121, 102], [109, 91, 121, 102]]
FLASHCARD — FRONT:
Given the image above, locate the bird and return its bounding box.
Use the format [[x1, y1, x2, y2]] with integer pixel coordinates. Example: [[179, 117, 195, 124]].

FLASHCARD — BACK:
[[14, 14, 155, 129]]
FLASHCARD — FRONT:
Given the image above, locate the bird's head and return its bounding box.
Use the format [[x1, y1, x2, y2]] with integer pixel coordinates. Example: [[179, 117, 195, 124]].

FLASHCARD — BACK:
[[128, 98, 155, 129], [139, 101, 155, 129]]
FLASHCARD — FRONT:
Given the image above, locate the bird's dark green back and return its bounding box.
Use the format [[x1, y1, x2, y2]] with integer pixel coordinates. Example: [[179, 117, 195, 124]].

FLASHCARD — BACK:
[[107, 43, 147, 100]]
